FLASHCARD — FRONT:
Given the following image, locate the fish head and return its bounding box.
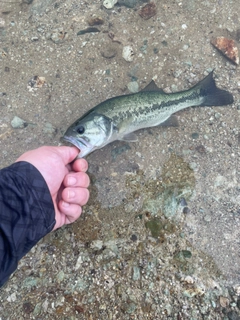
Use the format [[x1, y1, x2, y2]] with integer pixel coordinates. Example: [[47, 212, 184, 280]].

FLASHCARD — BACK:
[[63, 111, 115, 157]]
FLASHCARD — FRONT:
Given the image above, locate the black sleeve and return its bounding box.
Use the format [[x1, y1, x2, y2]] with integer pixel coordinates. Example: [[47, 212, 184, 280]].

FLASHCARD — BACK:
[[0, 161, 56, 287]]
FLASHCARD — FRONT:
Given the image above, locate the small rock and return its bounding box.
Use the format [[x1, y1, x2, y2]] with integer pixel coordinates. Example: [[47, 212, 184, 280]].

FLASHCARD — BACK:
[[181, 275, 194, 284], [42, 299, 49, 312], [204, 215, 212, 222], [138, 2, 157, 20], [0, 18, 5, 28], [118, 0, 137, 8], [125, 302, 137, 314], [211, 37, 239, 65], [189, 162, 197, 170], [101, 44, 118, 59], [215, 112, 221, 119], [195, 145, 206, 154], [22, 276, 40, 289], [191, 132, 199, 139], [214, 175, 226, 188], [23, 302, 35, 314], [77, 27, 100, 35], [11, 116, 27, 129], [43, 122, 56, 135], [227, 311, 240, 320], [132, 266, 141, 281], [7, 292, 17, 302], [90, 240, 104, 250], [237, 298, 240, 309], [219, 296, 230, 308], [73, 279, 89, 292], [50, 28, 67, 43], [23, 0, 34, 4], [183, 207, 190, 214], [233, 284, 240, 296], [56, 270, 65, 283], [183, 285, 205, 298], [180, 198, 188, 207], [127, 81, 139, 93], [27, 76, 46, 91], [130, 234, 137, 242], [103, 0, 117, 9], [122, 45, 134, 62], [87, 16, 104, 26]]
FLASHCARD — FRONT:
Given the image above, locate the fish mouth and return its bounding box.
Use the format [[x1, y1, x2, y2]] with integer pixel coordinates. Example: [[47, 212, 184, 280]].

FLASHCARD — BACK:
[[62, 136, 93, 157]]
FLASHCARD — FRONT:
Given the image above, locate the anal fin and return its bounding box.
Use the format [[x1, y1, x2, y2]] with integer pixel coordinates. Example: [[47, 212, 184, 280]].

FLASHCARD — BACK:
[[159, 115, 179, 127]]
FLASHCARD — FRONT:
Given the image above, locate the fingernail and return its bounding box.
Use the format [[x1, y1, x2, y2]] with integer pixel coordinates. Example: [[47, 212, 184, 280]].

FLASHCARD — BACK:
[[68, 190, 75, 199], [62, 201, 70, 207], [68, 176, 77, 186]]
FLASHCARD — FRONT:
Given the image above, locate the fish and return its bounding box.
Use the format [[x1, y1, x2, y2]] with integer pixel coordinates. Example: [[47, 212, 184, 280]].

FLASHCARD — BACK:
[[63, 71, 234, 158]]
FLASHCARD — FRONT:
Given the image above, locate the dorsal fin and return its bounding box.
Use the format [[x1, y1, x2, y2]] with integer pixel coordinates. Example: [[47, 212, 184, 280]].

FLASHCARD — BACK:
[[141, 80, 165, 93]]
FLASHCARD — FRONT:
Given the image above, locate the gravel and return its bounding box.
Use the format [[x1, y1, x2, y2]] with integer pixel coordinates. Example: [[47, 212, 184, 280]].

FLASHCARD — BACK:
[[0, 0, 239, 319]]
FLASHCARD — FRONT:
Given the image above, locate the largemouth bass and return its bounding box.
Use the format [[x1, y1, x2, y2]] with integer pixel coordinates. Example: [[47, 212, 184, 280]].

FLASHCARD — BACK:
[[63, 72, 233, 157]]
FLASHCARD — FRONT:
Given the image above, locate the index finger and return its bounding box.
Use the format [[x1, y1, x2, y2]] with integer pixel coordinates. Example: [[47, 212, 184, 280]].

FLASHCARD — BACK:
[[72, 158, 88, 172]]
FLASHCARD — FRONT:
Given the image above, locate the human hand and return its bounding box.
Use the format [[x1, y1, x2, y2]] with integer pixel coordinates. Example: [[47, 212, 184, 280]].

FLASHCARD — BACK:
[[16, 146, 90, 230]]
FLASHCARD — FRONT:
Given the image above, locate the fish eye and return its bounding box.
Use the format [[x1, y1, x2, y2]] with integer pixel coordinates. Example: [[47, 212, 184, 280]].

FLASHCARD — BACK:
[[77, 126, 85, 134]]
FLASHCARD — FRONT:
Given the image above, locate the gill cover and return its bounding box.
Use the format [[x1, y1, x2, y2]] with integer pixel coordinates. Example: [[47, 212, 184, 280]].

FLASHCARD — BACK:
[[64, 112, 115, 157]]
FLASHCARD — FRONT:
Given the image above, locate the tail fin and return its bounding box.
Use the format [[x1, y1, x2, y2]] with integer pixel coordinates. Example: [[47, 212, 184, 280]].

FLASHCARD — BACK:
[[196, 71, 234, 106]]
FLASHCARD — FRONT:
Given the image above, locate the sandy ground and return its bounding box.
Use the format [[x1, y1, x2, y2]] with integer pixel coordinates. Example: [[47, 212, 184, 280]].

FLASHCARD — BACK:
[[0, 0, 240, 319]]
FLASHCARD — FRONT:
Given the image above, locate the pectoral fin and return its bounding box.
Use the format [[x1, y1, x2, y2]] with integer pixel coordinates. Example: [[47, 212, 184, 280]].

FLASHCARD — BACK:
[[121, 132, 138, 142]]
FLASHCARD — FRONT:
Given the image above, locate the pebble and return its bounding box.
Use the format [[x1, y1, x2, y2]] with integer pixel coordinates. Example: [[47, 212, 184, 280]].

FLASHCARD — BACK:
[[233, 285, 240, 296], [183, 207, 190, 214], [173, 69, 182, 78], [211, 37, 239, 65], [214, 175, 226, 188], [77, 27, 100, 35], [22, 276, 40, 289], [181, 275, 194, 284], [90, 240, 104, 250], [43, 122, 56, 135], [56, 270, 65, 283], [0, 18, 5, 28], [103, 0, 117, 9], [127, 81, 139, 93], [215, 112, 221, 119], [219, 296, 230, 307], [132, 266, 141, 281], [101, 44, 118, 59], [87, 16, 104, 26], [33, 303, 41, 316], [118, 0, 137, 8], [7, 292, 17, 302], [50, 28, 67, 43], [191, 132, 199, 139], [204, 215, 212, 222], [122, 45, 134, 62], [11, 116, 27, 129], [189, 162, 197, 170], [138, 2, 157, 20]]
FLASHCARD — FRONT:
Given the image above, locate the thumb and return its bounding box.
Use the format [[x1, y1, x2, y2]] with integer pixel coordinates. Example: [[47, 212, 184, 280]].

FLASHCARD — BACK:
[[56, 146, 79, 165]]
